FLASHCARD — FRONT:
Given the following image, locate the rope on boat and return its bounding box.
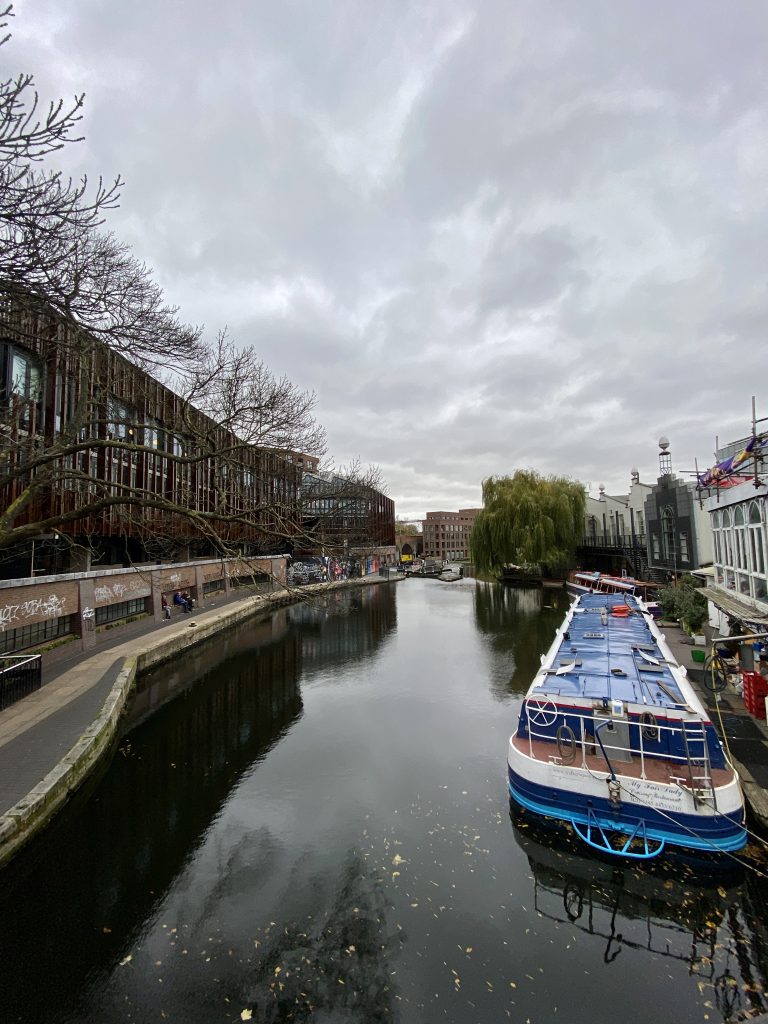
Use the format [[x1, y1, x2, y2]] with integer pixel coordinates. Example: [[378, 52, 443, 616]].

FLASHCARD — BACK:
[[645, 803, 768, 878], [577, 755, 768, 864], [567, 731, 768, 869], [710, 690, 768, 855]]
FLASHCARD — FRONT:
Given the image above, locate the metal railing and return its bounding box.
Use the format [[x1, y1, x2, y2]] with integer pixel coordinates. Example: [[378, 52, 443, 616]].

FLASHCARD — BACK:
[[0, 654, 43, 710], [523, 698, 714, 795], [580, 533, 646, 550]]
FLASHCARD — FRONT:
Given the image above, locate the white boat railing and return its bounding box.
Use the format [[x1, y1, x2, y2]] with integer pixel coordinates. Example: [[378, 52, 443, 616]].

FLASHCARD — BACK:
[[523, 698, 713, 788]]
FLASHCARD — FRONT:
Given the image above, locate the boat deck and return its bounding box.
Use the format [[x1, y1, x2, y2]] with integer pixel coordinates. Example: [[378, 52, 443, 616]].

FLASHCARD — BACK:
[[511, 734, 734, 789]]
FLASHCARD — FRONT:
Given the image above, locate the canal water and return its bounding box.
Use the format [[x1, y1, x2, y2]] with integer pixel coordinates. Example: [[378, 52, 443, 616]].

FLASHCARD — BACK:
[[1, 580, 767, 1023]]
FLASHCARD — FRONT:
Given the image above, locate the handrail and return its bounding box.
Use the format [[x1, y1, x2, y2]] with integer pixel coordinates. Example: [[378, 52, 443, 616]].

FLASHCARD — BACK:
[[0, 653, 42, 710], [523, 699, 710, 772], [0, 654, 41, 672]]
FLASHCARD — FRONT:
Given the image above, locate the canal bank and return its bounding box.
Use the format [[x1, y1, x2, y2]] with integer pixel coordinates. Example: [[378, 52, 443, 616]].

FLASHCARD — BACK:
[[0, 577, 391, 869], [661, 620, 768, 834]]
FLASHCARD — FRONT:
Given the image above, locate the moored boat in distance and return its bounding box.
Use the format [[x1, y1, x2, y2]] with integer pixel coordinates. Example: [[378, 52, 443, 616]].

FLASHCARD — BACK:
[[507, 591, 747, 858], [566, 571, 639, 597]]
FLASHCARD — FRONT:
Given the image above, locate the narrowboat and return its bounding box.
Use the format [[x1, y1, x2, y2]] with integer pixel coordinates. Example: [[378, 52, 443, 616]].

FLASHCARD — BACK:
[[507, 591, 747, 858]]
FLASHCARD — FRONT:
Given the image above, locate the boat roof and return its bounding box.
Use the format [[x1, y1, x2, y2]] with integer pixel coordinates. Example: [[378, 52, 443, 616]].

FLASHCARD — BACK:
[[573, 572, 635, 590], [532, 593, 688, 711]]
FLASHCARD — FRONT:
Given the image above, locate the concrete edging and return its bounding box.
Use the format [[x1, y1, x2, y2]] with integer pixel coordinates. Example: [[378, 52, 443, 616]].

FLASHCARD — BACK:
[[0, 577, 388, 867], [0, 656, 137, 868]]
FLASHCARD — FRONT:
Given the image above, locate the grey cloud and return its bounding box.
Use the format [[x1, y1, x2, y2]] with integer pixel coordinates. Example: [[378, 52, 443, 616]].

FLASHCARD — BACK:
[[8, 0, 768, 516]]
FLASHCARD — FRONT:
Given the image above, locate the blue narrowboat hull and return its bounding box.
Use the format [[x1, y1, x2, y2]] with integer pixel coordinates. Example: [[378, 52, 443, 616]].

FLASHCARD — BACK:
[[508, 765, 747, 854]]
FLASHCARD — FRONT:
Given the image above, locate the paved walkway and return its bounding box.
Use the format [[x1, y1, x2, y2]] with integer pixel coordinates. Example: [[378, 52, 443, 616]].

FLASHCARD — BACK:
[[0, 585, 270, 817]]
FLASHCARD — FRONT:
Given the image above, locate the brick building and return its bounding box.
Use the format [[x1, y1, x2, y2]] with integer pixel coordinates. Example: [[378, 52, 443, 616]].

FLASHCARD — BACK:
[[421, 509, 481, 562]]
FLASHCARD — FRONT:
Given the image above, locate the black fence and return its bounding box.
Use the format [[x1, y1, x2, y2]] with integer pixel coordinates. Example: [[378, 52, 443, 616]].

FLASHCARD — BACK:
[[0, 655, 43, 710], [576, 533, 651, 581], [580, 532, 646, 550]]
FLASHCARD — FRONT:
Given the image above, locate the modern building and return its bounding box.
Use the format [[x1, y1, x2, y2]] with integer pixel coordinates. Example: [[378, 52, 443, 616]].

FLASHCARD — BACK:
[[0, 294, 309, 578], [421, 509, 481, 562], [644, 438, 712, 579], [299, 470, 396, 563]]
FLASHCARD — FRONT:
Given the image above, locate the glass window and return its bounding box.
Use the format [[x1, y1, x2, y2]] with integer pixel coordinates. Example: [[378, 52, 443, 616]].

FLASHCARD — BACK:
[[0, 614, 72, 655], [5, 346, 43, 430], [11, 350, 42, 401], [95, 598, 147, 626], [107, 397, 135, 440]]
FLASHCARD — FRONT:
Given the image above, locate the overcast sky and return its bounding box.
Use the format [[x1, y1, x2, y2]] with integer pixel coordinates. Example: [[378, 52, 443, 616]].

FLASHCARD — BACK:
[[9, 0, 768, 521]]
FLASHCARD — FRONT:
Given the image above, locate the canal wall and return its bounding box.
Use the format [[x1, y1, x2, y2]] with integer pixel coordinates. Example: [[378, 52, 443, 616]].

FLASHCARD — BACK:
[[0, 577, 388, 869]]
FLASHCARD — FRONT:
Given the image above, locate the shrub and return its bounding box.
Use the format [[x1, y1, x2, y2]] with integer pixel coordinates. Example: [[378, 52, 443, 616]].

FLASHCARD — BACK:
[[657, 578, 707, 633]]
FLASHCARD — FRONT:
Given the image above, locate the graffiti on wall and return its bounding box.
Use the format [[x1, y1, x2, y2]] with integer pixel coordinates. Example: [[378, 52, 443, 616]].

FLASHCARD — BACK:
[[93, 579, 150, 605], [0, 593, 68, 631]]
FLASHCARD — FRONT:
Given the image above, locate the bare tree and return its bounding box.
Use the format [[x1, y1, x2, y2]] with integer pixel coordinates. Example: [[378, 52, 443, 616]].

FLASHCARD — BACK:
[[187, 331, 326, 456]]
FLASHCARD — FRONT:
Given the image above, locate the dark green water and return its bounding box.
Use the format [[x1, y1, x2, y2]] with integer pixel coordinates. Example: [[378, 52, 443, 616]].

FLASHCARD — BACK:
[[1, 580, 767, 1023]]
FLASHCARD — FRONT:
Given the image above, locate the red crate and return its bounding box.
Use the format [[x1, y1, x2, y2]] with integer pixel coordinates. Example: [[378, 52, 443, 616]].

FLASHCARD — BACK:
[[743, 671, 768, 699], [742, 672, 768, 719]]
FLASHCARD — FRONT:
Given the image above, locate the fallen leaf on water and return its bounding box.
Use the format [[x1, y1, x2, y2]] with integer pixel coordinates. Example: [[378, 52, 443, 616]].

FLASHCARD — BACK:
[[241, 1010, 253, 1021], [119, 954, 132, 966]]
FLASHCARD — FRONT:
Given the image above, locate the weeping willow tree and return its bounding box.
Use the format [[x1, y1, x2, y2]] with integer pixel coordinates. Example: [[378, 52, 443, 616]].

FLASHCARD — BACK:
[[471, 471, 586, 576]]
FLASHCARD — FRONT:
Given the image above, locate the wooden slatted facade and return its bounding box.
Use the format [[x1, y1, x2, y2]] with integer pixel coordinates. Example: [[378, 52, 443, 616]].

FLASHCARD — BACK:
[[0, 293, 301, 569]]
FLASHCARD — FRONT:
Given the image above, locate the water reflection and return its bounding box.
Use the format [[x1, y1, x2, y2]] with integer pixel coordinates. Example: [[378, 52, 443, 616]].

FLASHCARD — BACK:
[[474, 583, 570, 697], [0, 637, 303, 1024], [240, 850, 404, 1022], [510, 802, 768, 1021], [288, 584, 398, 676]]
